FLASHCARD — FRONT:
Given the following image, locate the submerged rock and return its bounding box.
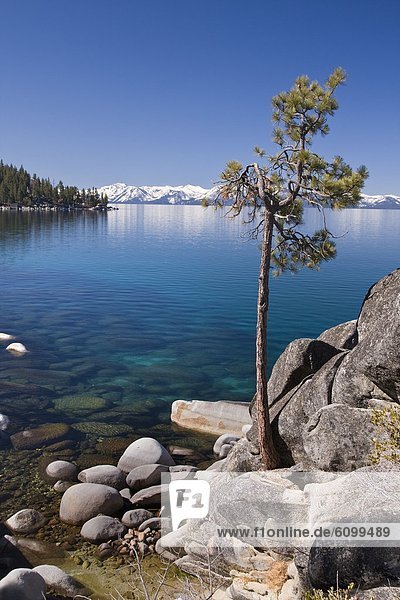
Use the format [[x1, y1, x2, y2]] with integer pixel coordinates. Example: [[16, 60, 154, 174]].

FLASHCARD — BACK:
[[72, 421, 133, 436], [5, 509, 46, 534], [10, 423, 70, 450], [54, 393, 109, 413], [0, 332, 15, 341], [5, 342, 28, 354]]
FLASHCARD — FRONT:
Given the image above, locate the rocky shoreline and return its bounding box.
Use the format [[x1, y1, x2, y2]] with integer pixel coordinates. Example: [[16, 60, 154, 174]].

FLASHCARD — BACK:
[[1, 269, 400, 599]]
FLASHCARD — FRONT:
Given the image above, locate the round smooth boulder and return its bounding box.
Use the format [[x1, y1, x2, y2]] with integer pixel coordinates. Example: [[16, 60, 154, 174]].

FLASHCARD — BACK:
[[59, 483, 124, 525], [117, 437, 175, 473], [0, 568, 46, 600], [80, 515, 127, 543], [46, 460, 79, 482], [5, 509, 46, 534], [126, 463, 169, 492], [32, 565, 86, 597], [78, 465, 126, 490], [121, 509, 153, 528]]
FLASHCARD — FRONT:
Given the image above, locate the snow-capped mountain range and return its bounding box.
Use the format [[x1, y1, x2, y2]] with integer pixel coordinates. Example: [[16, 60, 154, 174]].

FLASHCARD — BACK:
[[98, 182, 400, 209], [98, 183, 218, 205]]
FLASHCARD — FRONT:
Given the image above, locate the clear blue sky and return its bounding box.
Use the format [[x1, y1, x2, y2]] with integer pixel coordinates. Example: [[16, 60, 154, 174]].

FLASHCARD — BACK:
[[0, 0, 398, 194]]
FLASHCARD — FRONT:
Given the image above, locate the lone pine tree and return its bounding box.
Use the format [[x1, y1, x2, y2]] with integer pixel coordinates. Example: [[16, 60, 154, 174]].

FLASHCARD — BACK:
[[207, 68, 368, 468]]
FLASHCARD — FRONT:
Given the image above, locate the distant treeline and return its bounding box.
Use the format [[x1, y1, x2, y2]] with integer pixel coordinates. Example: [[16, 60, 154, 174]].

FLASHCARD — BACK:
[[0, 161, 108, 208]]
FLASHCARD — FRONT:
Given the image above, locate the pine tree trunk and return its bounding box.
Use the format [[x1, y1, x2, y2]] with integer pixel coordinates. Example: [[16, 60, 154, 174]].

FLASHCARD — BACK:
[[256, 209, 280, 469]]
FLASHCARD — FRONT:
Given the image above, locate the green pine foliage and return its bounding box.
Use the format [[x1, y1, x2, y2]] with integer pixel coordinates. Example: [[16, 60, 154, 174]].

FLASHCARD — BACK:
[[0, 161, 108, 208], [216, 67, 368, 274]]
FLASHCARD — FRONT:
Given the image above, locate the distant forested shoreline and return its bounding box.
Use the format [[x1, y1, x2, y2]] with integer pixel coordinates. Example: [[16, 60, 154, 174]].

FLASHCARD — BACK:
[[0, 161, 109, 210]]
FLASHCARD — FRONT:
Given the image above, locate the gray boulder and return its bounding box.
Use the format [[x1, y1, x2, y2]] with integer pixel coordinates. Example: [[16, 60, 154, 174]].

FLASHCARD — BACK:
[[78, 465, 126, 490], [130, 484, 170, 508], [0, 568, 46, 600], [267, 338, 340, 405], [80, 515, 127, 543], [302, 404, 378, 470], [121, 508, 153, 528], [278, 352, 347, 464], [59, 483, 124, 525], [32, 565, 85, 596], [305, 469, 400, 525], [5, 509, 46, 534], [317, 320, 357, 349], [117, 437, 175, 473], [126, 463, 169, 491], [223, 438, 263, 472], [46, 460, 79, 482], [332, 269, 400, 406], [307, 546, 400, 590]]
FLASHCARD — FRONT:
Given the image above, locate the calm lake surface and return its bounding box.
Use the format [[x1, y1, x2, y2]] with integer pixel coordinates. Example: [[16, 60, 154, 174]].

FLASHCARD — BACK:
[[0, 205, 399, 443]]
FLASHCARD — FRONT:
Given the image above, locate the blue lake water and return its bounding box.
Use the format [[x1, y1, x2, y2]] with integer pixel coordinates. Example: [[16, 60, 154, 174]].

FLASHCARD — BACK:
[[0, 205, 399, 444]]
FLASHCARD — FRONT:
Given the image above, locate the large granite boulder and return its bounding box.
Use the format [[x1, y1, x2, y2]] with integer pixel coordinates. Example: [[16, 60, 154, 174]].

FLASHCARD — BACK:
[[267, 338, 340, 405], [302, 404, 379, 470], [306, 546, 400, 590], [0, 569, 46, 600], [247, 338, 340, 448], [332, 269, 400, 406], [171, 400, 251, 436], [59, 483, 124, 525], [117, 437, 175, 473], [317, 320, 357, 349], [278, 353, 347, 464]]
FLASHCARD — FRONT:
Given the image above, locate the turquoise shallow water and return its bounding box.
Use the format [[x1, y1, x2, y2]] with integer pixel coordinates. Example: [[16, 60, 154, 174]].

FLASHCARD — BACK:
[[0, 205, 399, 435]]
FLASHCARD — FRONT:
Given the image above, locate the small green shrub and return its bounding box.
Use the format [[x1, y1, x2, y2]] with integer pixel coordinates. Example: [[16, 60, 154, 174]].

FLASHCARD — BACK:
[[303, 584, 361, 599], [370, 406, 400, 464]]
